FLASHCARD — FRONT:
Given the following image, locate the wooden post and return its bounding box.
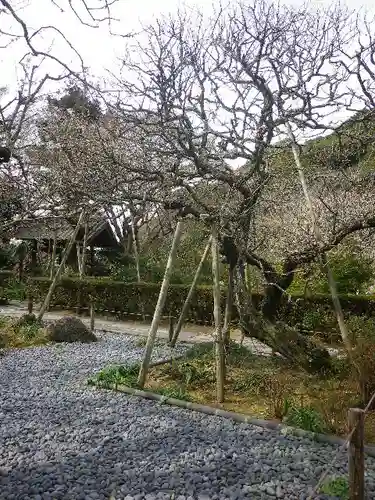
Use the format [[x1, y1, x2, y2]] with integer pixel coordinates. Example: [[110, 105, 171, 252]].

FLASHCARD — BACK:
[[169, 236, 212, 347], [47, 238, 51, 272], [37, 211, 85, 321], [137, 221, 183, 388], [50, 237, 57, 280], [223, 266, 234, 347], [89, 245, 94, 276], [211, 224, 225, 403], [81, 222, 88, 277], [131, 215, 141, 283], [90, 302, 95, 332], [31, 239, 37, 275], [286, 121, 353, 356], [348, 408, 365, 500], [131, 214, 145, 321], [76, 222, 88, 316], [27, 294, 33, 314], [76, 286, 82, 316], [76, 242, 82, 274], [168, 315, 174, 344], [18, 255, 24, 282]]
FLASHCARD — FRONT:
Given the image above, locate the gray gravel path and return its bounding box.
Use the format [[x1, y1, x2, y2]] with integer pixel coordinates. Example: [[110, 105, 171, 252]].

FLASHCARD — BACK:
[[0, 333, 374, 500]]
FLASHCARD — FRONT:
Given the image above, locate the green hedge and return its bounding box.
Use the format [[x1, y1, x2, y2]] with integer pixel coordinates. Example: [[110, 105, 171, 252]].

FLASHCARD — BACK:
[[282, 293, 375, 342], [27, 277, 375, 339], [27, 277, 225, 324]]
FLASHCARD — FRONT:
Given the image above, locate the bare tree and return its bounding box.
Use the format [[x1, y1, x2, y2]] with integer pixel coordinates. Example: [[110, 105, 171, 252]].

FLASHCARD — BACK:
[[0, 0, 122, 78], [0, 0, 124, 235], [112, 0, 375, 370]]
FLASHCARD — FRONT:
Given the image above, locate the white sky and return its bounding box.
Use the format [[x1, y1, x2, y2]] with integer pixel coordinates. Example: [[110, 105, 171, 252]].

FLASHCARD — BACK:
[[1, 0, 374, 90], [1, 0, 375, 162]]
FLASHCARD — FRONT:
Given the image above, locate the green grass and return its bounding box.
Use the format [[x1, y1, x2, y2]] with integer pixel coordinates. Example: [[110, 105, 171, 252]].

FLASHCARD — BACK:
[[135, 337, 147, 347], [153, 385, 192, 401], [184, 341, 215, 359], [88, 364, 191, 401], [163, 341, 255, 389], [0, 316, 48, 348], [284, 405, 326, 433], [319, 477, 349, 499], [88, 364, 139, 388]]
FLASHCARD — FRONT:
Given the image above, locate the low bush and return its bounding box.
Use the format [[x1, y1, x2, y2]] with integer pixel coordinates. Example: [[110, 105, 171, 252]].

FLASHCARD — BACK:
[[232, 370, 293, 420], [284, 405, 325, 433], [88, 364, 191, 400], [160, 356, 216, 387], [88, 364, 139, 388], [319, 477, 349, 499], [135, 337, 147, 348], [0, 316, 48, 348], [161, 342, 254, 389], [226, 341, 255, 366]]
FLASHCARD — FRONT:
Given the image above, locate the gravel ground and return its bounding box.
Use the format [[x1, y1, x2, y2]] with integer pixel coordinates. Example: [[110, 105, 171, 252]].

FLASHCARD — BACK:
[[0, 332, 374, 500]]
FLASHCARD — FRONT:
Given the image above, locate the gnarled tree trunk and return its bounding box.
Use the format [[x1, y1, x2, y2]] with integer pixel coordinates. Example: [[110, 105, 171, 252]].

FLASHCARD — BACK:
[[220, 235, 331, 372], [234, 268, 331, 372]]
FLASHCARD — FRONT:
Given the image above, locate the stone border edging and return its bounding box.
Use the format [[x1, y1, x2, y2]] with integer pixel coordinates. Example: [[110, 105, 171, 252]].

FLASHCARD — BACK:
[[93, 381, 375, 458]]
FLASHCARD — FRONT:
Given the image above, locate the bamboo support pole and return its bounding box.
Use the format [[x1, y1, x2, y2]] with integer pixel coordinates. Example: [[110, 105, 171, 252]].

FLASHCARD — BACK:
[[169, 236, 212, 347], [50, 236, 57, 280], [37, 211, 85, 321], [137, 221, 183, 388], [211, 224, 224, 403], [286, 121, 353, 354]]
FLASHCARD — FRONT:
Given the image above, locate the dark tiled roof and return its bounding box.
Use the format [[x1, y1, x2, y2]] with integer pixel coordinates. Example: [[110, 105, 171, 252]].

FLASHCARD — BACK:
[[13, 216, 119, 248]]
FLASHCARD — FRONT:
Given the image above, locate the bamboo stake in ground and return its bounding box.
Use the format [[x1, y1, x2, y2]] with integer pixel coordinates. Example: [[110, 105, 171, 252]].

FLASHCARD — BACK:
[[222, 265, 234, 381], [90, 302, 95, 332], [211, 224, 225, 403], [37, 211, 85, 321], [137, 221, 183, 388], [169, 236, 212, 347], [50, 236, 57, 280], [131, 215, 141, 283], [286, 122, 353, 354], [131, 214, 146, 321], [27, 294, 33, 315], [76, 243, 81, 275], [223, 266, 234, 347], [168, 315, 174, 344], [77, 222, 89, 316], [348, 408, 365, 500], [80, 222, 89, 278]]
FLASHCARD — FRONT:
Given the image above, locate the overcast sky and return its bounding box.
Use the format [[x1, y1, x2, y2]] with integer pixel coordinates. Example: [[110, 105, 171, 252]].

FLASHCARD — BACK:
[[1, 0, 374, 91]]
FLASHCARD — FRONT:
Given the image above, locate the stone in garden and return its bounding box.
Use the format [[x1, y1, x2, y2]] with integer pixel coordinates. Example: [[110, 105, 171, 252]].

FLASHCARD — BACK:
[[46, 316, 97, 343]]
